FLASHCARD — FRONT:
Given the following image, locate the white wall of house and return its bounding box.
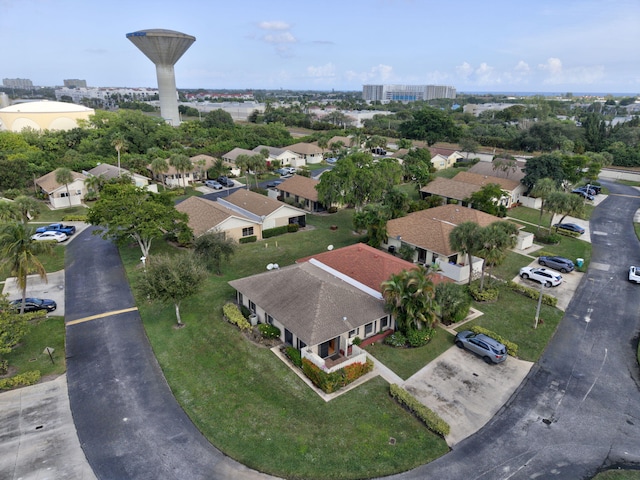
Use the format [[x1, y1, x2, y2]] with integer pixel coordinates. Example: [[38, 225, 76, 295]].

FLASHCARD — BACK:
[[435, 256, 484, 283], [519, 195, 542, 209], [48, 179, 86, 209]]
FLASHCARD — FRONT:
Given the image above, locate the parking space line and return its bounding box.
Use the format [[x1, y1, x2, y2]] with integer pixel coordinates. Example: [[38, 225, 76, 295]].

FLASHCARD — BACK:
[[66, 307, 138, 326]]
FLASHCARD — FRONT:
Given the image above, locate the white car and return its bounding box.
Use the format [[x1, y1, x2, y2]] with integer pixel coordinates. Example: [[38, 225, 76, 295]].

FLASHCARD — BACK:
[[629, 266, 640, 284], [31, 231, 68, 243], [519, 266, 562, 287]]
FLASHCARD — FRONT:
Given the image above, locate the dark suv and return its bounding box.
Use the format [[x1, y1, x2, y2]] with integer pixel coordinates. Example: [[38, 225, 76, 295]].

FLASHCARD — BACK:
[[217, 176, 235, 188]]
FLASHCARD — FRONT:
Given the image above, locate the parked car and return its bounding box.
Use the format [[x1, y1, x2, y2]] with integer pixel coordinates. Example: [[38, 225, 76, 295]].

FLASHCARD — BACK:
[[35, 223, 76, 235], [266, 180, 283, 189], [584, 183, 602, 194], [571, 188, 594, 201], [326, 157, 337, 164], [9, 297, 57, 313], [553, 223, 585, 235], [217, 176, 235, 188], [629, 266, 640, 284], [31, 231, 68, 243], [455, 330, 507, 364], [204, 180, 223, 189], [519, 266, 563, 287], [538, 255, 575, 273]]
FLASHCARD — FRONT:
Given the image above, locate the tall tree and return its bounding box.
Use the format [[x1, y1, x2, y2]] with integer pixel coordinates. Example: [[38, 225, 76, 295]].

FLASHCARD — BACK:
[[435, 282, 471, 325], [150, 157, 169, 191], [399, 107, 460, 146], [521, 153, 565, 192], [169, 153, 192, 189], [449, 221, 482, 285], [530, 178, 557, 233], [87, 183, 191, 258], [137, 252, 207, 327], [353, 204, 390, 248], [466, 183, 505, 216], [111, 133, 127, 173], [546, 192, 585, 228], [0, 223, 53, 314], [235, 154, 253, 190], [193, 232, 236, 275], [54, 167, 74, 207], [381, 268, 436, 335], [476, 221, 519, 291]]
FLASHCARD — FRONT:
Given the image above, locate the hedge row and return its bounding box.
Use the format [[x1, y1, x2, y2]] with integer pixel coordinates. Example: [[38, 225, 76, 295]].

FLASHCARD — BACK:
[[0, 370, 41, 391], [389, 384, 450, 437], [469, 282, 499, 302], [222, 303, 252, 332], [239, 236, 257, 244], [469, 325, 518, 357], [506, 280, 558, 307], [302, 358, 373, 393], [61, 215, 87, 221], [262, 224, 300, 238]]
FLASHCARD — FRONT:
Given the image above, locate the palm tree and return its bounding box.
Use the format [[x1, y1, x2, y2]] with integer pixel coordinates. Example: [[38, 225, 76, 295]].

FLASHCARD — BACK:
[[0, 223, 53, 314], [530, 178, 557, 233], [0, 201, 20, 223], [111, 134, 127, 175], [381, 268, 436, 335], [84, 174, 106, 199], [54, 167, 74, 207], [476, 221, 519, 290], [169, 153, 192, 189], [150, 157, 169, 191], [449, 221, 482, 285], [235, 154, 252, 190]]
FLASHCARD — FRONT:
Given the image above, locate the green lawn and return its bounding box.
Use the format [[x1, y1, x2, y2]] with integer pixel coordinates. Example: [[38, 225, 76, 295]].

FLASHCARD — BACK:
[[507, 206, 553, 227], [0, 245, 66, 281], [593, 470, 640, 480], [35, 205, 88, 222], [434, 167, 467, 179], [490, 251, 535, 282]]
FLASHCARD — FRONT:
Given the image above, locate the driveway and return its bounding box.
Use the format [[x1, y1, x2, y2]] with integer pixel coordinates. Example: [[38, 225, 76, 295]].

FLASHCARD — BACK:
[[513, 260, 583, 311], [402, 347, 533, 446], [2, 270, 66, 317]]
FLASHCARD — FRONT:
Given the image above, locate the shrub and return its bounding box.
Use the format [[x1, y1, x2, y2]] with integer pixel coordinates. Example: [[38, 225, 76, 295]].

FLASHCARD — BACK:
[[258, 323, 280, 339], [469, 325, 518, 357], [287, 223, 299, 233], [384, 332, 407, 347], [327, 206, 338, 214], [222, 303, 252, 331], [302, 358, 374, 393], [285, 346, 302, 367], [262, 226, 289, 238], [389, 384, 450, 437], [406, 328, 434, 347], [0, 359, 7, 375], [505, 280, 558, 307], [435, 282, 472, 325], [0, 370, 41, 391], [352, 336, 362, 346], [239, 304, 251, 319], [239, 235, 257, 244], [534, 230, 561, 244], [62, 214, 87, 221], [468, 282, 499, 302]]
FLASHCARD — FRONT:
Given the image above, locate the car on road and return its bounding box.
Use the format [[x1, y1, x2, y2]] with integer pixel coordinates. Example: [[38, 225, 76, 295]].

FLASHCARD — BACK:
[[31, 231, 68, 242], [455, 330, 507, 364], [629, 266, 640, 283], [9, 297, 57, 313], [35, 223, 76, 235], [553, 223, 585, 235], [519, 266, 563, 287], [204, 180, 223, 189], [538, 255, 575, 273], [326, 157, 337, 164], [266, 180, 283, 189], [216, 176, 235, 188], [571, 188, 595, 201]]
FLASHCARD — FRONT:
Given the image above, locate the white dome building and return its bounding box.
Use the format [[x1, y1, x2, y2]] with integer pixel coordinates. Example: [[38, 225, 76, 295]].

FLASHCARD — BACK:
[[0, 100, 94, 132]]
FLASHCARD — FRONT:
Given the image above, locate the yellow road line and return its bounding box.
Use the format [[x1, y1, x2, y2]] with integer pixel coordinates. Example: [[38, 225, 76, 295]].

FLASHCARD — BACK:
[[66, 307, 138, 326]]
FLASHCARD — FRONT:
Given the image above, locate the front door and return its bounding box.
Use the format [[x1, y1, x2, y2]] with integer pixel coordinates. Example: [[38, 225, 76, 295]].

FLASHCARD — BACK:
[[284, 329, 293, 346]]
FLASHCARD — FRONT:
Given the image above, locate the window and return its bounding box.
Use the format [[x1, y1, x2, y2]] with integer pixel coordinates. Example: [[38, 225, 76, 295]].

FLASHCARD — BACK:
[[249, 301, 256, 313], [380, 316, 389, 329], [242, 227, 254, 237], [365, 322, 375, 336], [238, 292, 243, 305], [266, 314, 274, 325], [349, 328, 359, 338], [76, 190, 82, 195], [60, 192, 69, 198]]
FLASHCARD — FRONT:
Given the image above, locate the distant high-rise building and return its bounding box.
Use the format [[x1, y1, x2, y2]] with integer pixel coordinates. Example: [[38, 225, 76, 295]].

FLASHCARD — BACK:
[[64, 79, 87, 88], [3, 78, 34, 89], [362, 84, 456, 103]]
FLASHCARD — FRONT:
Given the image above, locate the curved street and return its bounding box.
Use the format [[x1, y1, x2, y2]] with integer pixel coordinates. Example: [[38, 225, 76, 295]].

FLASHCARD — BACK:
[[64, 181, 640, 479]]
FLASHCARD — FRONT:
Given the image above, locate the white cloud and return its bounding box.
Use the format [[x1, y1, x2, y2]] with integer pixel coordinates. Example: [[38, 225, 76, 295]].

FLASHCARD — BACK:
[[258, 21, 290, 31], [306, 63, 336, 78], [538, 57, 563, 75], [263, 32, 296, 44], [345, 64, 395, 83], [514, 60, 530, 73], [455, 62, 473, 79]]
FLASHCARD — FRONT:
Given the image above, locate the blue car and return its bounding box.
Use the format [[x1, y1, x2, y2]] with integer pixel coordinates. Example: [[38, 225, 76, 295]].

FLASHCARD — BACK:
[[538, 255, 575, 273]]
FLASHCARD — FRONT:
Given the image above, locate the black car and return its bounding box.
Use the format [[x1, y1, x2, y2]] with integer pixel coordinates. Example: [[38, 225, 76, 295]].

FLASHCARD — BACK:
[[553, 222, 585, 234], [571, 188, 594, 201], [9, 297, 57, 313], [584, 183, 602, 194], [538, 255, 575, 273], [217, 176, 235, 188]]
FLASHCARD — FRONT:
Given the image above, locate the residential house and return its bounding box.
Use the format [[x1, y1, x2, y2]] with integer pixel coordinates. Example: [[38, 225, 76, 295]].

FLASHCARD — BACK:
[[175, 196, 261, 241], [385, 204, 514, 283], [220, 189, 307, 232], [420, 177, 480, 206], [84, 164, 157, 192], [252, 145, 304, 168], [221, 147, 256, 176], [429, 147, 464, 167], [466, 158, 526, 183], [147, 154, 217, 187], [287, 142, 324, 164], [274, 175, 324, 212], [450, 171, 525, 208], [35, 170, 87, 209]]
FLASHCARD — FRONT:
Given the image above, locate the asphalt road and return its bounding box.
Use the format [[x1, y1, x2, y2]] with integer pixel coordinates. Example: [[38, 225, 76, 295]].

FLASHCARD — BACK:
[[65, 227, 278, 480], [388, 179, 640, 479]]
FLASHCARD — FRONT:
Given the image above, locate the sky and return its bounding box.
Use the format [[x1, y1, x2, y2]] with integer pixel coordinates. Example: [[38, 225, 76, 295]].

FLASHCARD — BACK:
[[2, 0, 639, 94]]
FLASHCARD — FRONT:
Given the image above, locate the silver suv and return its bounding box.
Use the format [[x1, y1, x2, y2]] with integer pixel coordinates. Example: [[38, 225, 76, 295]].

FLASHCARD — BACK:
[[455, 331, 507, 364]]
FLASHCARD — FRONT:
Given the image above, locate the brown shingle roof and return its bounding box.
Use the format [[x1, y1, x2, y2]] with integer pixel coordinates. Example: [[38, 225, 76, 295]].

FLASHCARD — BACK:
[[452, 171, 520, 191], [222, 148, 255, 162], [420, 177, 480, 201], [175, 196, 254, 236], [287, 142, 323, 155], [277, 175, 319, 201], [467, 160, 525, 182], [229, 261, 387, 346], [386, 204, 505, 256], [225, 189, 287, 217], [35, 170, 86, 193]]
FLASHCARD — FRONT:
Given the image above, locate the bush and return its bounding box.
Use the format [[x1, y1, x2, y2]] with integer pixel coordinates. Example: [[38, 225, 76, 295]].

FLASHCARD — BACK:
[[435, 282, 471, 325], [327, 206, 338, 214], [505, 281, 558, 307], [384, 332, 407, 347], [239, 235, 257, 244], [0, 359, 7, 375], [389, 384, 450, 437], [239, 304, 251, 319], [534, 230, 561, 244], [468, 282, 499, 302], [287, 223, 299, 233], [258, 323, 280, 339], [222, 303, 252, 332], [262, 226, 288, 238], [406, 328, 434, 347], [469, 326, 518, 357], [285, 346, 302, 367], [0, 370, 40, 391], [61, 214, 87, 222], [302, 358, 374, 393]]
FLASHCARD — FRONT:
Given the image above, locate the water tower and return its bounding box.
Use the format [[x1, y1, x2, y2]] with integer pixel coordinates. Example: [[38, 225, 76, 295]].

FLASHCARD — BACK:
[[126, 29, 195, 126]]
